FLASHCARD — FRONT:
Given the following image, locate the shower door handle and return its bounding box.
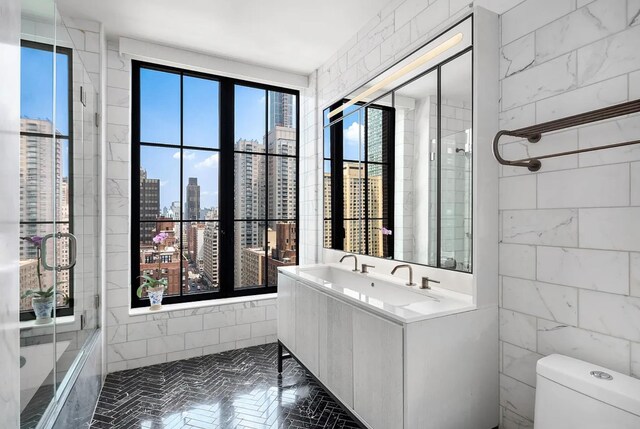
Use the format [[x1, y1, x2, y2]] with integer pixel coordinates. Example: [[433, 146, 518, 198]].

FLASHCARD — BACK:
[[40, 232, 78, 271]]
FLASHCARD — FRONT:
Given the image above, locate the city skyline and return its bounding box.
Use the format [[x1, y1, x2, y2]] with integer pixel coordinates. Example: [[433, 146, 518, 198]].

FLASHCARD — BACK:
[[137, 69, 298, 296]]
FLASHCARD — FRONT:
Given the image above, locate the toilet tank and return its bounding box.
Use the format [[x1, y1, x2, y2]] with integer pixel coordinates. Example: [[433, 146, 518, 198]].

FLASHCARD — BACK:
[[534, 354, 640, 429]]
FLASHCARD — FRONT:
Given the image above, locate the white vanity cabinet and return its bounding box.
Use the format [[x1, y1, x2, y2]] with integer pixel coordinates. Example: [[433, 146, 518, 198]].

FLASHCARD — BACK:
[[278, 275, 404, 428]]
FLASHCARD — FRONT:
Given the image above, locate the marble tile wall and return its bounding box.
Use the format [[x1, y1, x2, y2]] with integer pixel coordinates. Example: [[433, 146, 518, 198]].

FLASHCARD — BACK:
[[498, 0, 640, 427], [103, 40, 278, 373], [0, 1, 22, 427]]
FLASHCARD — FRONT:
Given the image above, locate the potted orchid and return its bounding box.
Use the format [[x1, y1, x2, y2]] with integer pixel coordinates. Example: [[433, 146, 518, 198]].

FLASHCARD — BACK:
[[20, 236, 68, 324], [137, 232, 169, 311]]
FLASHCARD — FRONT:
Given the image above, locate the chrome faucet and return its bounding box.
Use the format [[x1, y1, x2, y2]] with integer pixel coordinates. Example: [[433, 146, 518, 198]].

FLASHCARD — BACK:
[[391, 264, 415, 286], [361, 264, 375, 274], [340, 254, 359, 272]]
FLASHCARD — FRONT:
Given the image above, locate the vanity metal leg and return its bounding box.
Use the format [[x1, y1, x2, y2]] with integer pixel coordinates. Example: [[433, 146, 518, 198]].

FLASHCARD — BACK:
[[277, 340, 292, 374]]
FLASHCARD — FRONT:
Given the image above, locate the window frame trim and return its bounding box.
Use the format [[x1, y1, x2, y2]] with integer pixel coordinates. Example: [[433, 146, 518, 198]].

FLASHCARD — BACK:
[[19, 40, 75, 321], [130, 60, 300, 308]]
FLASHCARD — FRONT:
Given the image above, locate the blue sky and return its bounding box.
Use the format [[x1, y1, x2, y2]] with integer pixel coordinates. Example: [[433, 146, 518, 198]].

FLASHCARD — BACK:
[[322, 105, 362, 165], [21, 46, 70, 177], [139, 68, 272, 209]]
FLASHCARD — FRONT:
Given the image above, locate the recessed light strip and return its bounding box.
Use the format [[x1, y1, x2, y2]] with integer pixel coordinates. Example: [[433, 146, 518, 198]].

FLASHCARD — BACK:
[[327, 32, 464, 119]]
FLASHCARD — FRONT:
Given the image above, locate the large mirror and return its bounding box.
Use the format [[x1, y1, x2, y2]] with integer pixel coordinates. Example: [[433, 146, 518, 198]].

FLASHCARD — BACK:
[[323, 17, 473, 273]]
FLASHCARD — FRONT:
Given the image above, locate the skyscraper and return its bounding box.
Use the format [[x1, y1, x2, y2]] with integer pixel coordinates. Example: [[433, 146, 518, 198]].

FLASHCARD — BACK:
[[19, 118, 69, 310], [269, 92, 294, 129], [186, 177, 201, 220], [139, 168, 160, 243], [267, 127, 296, 220], [202, 223, 219, 287]]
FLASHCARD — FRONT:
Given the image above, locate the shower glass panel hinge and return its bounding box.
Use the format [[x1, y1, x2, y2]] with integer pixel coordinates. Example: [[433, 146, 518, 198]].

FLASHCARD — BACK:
[[94, 112, 100, 128], [430, 152, 436, 161], [80, 86, 87, 107], [94, 294, 100, 309], [80, 313, 86, 330]]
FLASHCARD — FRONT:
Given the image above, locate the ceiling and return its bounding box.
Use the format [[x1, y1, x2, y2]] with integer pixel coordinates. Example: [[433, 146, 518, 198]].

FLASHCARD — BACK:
[[56, 0, 389, 75]]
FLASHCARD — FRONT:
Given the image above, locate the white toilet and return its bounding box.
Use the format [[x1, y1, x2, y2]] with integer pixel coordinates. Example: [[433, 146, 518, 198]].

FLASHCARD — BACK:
[[534, 354, 640, 428]]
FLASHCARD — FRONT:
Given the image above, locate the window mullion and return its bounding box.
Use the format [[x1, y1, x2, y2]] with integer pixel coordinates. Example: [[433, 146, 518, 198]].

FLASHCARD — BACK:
[[219, 78, 235, 298]]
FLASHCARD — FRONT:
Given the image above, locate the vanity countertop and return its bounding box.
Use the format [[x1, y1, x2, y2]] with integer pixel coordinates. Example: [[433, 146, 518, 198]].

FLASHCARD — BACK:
[[279, 263, 476, 324]]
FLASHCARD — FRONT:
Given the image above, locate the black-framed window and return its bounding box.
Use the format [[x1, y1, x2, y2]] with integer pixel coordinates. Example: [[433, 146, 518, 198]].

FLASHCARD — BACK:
[[19, 40, 74, 321], [131, 61, 299, 308], [324, 102, 394, 258]]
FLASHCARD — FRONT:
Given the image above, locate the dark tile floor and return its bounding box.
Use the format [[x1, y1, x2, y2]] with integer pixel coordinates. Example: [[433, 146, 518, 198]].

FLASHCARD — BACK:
[[90, 343, 362, 429]]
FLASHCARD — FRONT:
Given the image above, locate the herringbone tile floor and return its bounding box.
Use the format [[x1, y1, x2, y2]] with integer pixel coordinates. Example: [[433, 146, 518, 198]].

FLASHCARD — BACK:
[[90, 343, 361, 429]]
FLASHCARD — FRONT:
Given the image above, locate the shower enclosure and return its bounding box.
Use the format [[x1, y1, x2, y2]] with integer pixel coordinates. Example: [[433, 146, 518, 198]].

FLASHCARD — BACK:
[[19, 0, 102, 427]]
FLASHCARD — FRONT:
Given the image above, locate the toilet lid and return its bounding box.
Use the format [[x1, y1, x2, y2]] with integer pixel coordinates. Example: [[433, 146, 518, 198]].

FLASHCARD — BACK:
[[537, 354, 640, 417]]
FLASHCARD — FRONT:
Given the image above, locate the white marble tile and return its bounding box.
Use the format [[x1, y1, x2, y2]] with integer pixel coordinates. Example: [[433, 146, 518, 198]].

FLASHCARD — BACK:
[[126, 353, 167, 370], [381, 23, 411, 64], [578, 115, 640, 167], [577, 24, 640, 85], [107, 340, 147, 363], [236, 306, 266, 324], [501, 407, 534, 429], [167, 348, 203, 362], [632, 342, 640, 378], [499, 175, 536, 209], [250, 319, 277, 338], [502, 276, 578, 325], [631, 162, 640, 206], [499, 243, 537, 280], [502, 52, 577, 110], [535, 0, 626, 63], [535, 75, 627, 123], [107, 326, 127, 344], [127, 320, 168, 341], [203, 310, 236, 329], [167, 315, 203, 335], [185, 328, 220, 349], [107, 68, 130, 90], [502, 342, 543, 387], [395, 0, 433, 31], [219, 324, 251, 343], [502, 209, 578, 246], [500, 309, 537, 351], [537, 164, 630, 208], [537, 246, 629, 294], [631, 0, 640, 26], [579, 290, 640, 342], [410, 0, 450, 41], [202, 341, 236, 356], [500, 33, 534, 79], [632, 253, 640, 298], [499, 104, 536, 132], [148, 334, 184, 355], [579, 207, 640, 251], [501, 0, 575, 45], [499, 373, 536, 421], [631, 70, 640, 99], [537, 319, 630, 373]]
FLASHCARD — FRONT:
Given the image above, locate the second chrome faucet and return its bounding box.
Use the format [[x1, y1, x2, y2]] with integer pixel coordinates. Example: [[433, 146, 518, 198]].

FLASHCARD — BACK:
[[391, 264, 416, 286]]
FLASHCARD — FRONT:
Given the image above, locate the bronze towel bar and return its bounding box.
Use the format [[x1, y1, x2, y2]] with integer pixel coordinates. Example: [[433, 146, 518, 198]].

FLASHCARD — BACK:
[[493, 99, 640, 172]]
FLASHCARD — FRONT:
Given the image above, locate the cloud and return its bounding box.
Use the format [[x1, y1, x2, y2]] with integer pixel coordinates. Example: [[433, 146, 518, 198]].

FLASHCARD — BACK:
[[344, 121, 363, 148], [258, 95, 266, 104], [160, 180, 169, 187], [195, 153, 219, 169], [173, 151, 195, 160]]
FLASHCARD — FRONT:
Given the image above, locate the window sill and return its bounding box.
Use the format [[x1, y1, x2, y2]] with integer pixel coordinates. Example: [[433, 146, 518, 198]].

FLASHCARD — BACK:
[[20, 315, 76, 331], [128, 293, 278, 316]]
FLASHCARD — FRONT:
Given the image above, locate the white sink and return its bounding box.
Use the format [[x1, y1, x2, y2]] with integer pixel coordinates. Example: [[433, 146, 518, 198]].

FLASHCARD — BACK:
[[281, 263, 474, 323]]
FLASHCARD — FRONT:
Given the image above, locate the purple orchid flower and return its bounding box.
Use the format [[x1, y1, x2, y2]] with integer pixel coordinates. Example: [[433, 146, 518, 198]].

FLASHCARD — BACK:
[[21, 235, 44, 248], [381, 227, 393, 236], [152, 232, 169, 244]]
